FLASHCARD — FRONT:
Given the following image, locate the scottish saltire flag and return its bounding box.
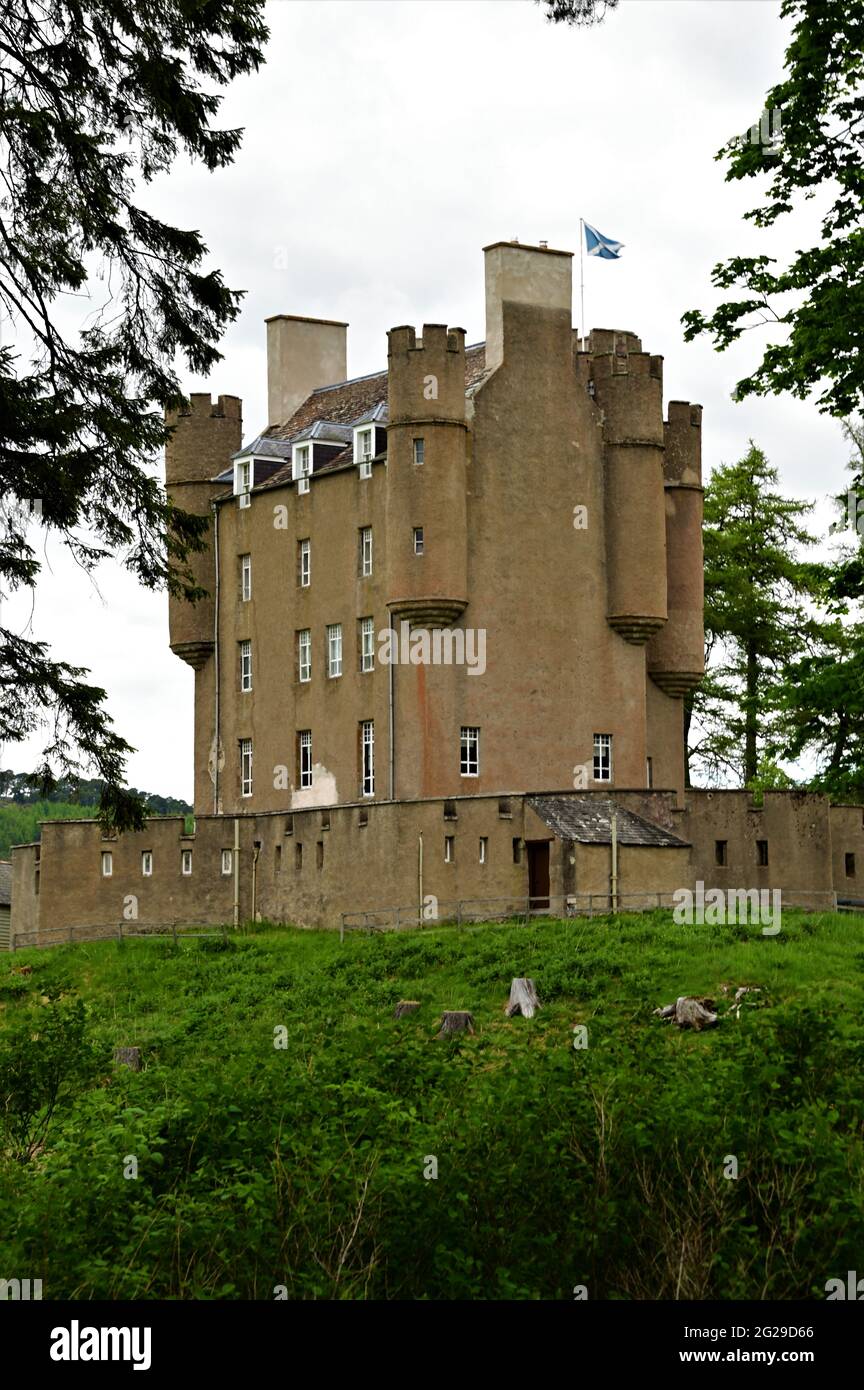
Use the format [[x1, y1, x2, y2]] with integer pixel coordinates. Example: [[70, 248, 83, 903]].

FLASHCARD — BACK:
[[584, 222, 624, 260]]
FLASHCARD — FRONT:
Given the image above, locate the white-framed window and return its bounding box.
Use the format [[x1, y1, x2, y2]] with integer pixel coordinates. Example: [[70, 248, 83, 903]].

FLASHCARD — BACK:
[[181, 849, 193, 876], [355, 427, 373, 477], [359, 526, 372, 577], [413, 437, 425, 466], [240, 553, 251, 602], [101, 850, 113, 878], [141, 850, 153, 877], [240, 738, 253, 797], [293, 443, 312, 492], [593, 733, 612, 782], [298, 538, 310, 588], [298, 628, 311, 683], [221, 849, 233, 876], [240, 639, 252, 692], [413, 527, 424, 555], [460, 726, 480, 778], [327, 623, 342, 678], [479, 837, 487, 864], [298, 730, 312, 789], [235, 457, 251, 497], [361, 720, 374, 797], [646, 755, 653, 788], [360, 616, 374, 673], [444, 836, 454, 863]]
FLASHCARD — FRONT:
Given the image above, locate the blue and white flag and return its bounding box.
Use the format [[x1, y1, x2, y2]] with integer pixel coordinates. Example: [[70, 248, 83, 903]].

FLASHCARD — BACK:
[[584, 222, 624, 260]]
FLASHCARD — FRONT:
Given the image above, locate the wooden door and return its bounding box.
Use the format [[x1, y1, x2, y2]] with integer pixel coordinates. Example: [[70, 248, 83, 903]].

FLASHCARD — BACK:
[[526, 840, 550, 911]]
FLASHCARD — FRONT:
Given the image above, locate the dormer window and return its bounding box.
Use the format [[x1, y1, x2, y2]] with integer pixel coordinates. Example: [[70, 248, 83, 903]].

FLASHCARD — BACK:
[[293, 443, 311, 494], [354, 427, 374, 478], [234, 456, 252, 506]]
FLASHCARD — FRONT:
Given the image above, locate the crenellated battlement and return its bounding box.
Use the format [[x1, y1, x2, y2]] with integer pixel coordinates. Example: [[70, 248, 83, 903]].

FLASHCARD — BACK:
[[167, 392, 242, 425], [387, 322, 467, 424]]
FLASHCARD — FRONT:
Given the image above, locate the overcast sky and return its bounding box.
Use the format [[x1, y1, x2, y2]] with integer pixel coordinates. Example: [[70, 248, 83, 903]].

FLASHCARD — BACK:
[[4, 0, 850, 801]]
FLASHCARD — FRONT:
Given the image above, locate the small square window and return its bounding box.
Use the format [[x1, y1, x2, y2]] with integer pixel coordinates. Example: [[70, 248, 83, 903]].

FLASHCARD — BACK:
[[181, 849, 193, 876], [141, 850, 153, 877], [443, 799, 457, 821], [413, 527, 424, 555], [715, 840, 727, 867], [757, 839, 769, 867], [498, 798, 512, 819], [221, 850, 233, 876]]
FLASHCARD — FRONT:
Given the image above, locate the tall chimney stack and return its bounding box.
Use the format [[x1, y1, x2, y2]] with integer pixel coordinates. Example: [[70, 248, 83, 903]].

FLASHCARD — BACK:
[[265, 314, 348, 427], [483, 242, 573, 373]]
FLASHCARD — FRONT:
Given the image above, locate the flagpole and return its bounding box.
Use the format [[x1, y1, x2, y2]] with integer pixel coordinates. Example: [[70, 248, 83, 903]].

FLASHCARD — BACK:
[[579, 217, 585, 348]]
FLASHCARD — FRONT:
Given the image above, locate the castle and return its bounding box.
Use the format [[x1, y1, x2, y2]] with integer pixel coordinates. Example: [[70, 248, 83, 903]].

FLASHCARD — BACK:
[[9, 242, 862, 941]]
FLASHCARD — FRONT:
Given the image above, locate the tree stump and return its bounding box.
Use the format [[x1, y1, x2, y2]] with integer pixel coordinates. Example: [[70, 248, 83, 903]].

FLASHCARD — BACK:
[[504, 977, 540, 1019], [436, 1010, 475, 1038], [393, 1000, 420, 1019], [653, 996, 718, 1031], [113, 1046, 142, 1071]]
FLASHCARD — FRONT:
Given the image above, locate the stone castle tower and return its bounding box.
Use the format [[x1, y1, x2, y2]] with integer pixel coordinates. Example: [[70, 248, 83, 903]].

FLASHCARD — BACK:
[[165, 241, 704, 816]]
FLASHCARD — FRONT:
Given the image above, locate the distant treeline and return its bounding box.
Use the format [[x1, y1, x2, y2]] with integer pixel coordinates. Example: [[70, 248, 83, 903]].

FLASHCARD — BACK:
[[0, 772, 192, 858]]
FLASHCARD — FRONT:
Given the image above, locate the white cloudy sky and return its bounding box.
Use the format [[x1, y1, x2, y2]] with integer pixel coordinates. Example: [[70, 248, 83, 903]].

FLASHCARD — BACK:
[[4, 0, 851, 800]]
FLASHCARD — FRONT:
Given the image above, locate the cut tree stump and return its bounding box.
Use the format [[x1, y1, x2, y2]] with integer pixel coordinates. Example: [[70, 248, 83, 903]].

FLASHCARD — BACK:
[[393, 1000, 421, 1019], [504, 978, 540, 1019], [653, 996, 718, 1031], [436, 1010, 475, 1038], [113, 1046, 142, 1071]]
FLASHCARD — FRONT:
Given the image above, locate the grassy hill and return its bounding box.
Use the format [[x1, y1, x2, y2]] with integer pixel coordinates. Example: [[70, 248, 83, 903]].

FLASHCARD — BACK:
[[1, 910, 863, 1300]]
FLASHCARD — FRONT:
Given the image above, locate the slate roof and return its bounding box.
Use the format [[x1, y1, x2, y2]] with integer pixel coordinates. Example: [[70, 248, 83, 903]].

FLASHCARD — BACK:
[[527, 795, 689, 848], [232, 434, 295, 463], [0, 860, 11, 907], [247, 343, 488, 494]]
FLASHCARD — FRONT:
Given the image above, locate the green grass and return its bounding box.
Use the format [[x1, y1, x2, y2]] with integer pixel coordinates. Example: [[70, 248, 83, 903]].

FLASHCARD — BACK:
[[1, 909, 863, 1300]]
